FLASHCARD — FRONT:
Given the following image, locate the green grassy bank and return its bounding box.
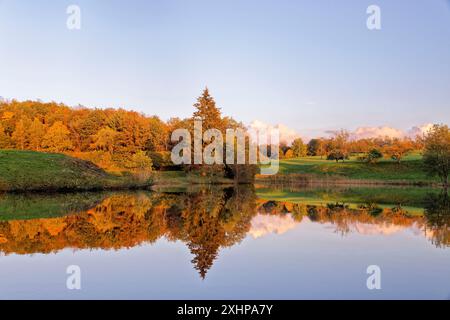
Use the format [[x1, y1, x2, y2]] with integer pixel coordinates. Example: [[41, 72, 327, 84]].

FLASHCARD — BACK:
[[258, 154, 438, 185], [0, 150, 151, 192]]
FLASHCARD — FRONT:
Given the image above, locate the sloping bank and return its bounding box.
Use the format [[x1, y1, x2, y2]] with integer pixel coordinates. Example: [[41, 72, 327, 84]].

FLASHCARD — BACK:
[[0, 150, 151, 192]]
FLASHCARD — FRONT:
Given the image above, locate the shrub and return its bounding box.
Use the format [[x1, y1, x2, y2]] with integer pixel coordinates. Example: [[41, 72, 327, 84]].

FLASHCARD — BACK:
[[366, 149, 383, 164], [327, 149, 347, 162], [148, 151, 172, 170]]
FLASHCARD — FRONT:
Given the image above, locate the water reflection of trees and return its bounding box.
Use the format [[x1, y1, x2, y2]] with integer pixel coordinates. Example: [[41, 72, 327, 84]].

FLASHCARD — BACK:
[[424, 191, 450, 248], [312, 204, 421, 236], [254, 195, 449, 247], [0, 187, 257, 279], [256, 200, 428, 238], [151, 186, 257, 278], [0, 188, 449, 279]]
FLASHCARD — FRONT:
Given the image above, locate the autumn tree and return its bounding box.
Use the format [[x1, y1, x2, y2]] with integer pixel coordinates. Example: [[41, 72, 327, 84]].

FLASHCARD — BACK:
[[413, 134, 425, 151], [90, 127, 118, 153], [42, 121, 73, 152], [193, 88, 224, 131], [0, 123, 11, 149], [384, 138, 413, 164], [312, 138, 327, 159], [328, 130, 350, 161], [69, 109, 107, 151], [28, 118, 46, 150], [127, 151, 153, 173], [185, 88, 232, 176], [145, 116, 169, 152], [284, 149, 294, 159], [110, 110, 152, 155], [291, 138, 307, 157], [423, 124, 450, 188], [12, 118, 30, 150], [349, 138, 374, 154]]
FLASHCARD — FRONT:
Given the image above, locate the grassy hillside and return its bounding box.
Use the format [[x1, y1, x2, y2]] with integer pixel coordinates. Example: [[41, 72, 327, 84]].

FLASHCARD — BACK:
[[259, 154, 436, 184], [0, 150, 151, 192]]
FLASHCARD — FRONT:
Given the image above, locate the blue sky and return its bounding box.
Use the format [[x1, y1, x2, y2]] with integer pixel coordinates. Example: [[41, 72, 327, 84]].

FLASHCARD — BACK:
[[0, 0, 449, 137]]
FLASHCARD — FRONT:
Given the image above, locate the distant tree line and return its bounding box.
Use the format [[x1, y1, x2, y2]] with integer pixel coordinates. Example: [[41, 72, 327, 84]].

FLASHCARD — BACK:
[[278, 129, 423, 164]]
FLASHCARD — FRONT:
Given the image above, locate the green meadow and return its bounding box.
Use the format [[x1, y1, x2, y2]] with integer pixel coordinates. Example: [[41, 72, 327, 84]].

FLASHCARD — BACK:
[[261, 153, 436, 184]]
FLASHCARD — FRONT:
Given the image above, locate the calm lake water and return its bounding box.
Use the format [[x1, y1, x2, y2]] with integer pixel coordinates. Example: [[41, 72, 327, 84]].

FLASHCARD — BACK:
[[0, 185, 449, 299]]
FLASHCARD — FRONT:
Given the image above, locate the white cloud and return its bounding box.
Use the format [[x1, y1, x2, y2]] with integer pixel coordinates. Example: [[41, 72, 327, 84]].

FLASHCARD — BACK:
[[248, 120, 301, 145], [352, 222, 407, 235], [351, 126, 404, 140], [407, 123, 434, 138], [349, 123, 434, 140], [248, 121, 435, 143], [249, 214, 298, 239]]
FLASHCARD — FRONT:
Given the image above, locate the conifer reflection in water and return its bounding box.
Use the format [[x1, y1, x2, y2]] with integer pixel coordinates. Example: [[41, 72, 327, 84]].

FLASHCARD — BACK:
[[0, 187, 449, 279]]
